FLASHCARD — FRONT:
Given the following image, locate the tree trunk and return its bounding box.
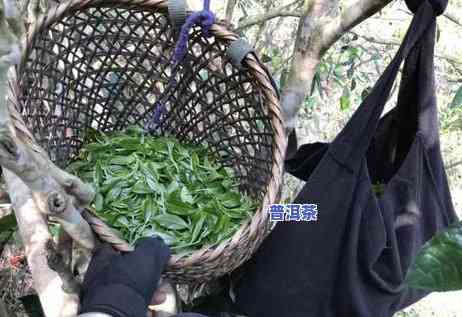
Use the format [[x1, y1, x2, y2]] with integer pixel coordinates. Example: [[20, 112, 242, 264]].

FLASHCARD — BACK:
[[280, 0, 338, 129], [225, 0, 237, 22], [4, 170, 79, 317], [280, 0, 392, 130], [0, 298, 13, 317]]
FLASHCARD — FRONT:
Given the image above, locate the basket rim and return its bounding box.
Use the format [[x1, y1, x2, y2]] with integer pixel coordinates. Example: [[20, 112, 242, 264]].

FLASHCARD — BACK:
[[13, 0, 287, 281]]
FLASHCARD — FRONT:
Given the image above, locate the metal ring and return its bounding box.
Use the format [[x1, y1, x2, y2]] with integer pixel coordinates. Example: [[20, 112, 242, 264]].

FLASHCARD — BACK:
[[168, 0, 187, 32], [227, 38, 254, 69]]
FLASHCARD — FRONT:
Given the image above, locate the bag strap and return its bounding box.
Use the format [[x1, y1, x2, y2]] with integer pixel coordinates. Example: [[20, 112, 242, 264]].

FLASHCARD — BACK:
[[415, 20, 439, 148], [329, 1, 441, 172]]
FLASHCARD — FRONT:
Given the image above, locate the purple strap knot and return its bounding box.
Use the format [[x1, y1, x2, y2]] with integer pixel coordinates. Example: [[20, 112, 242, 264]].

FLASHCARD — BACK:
[[147, 0, 215, 131], [172, 0, 215, 64]]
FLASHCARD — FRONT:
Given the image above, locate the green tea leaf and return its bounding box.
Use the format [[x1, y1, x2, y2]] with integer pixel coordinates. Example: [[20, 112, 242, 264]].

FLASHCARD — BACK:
[[0, 214, 17, 232], [450, 85, 462, 108], [145, 176, 163, 193], [101, 177, 124, 193], [94, 193, 104, 211], [221, 192, 242, 208], [166, 180, 179, 194], [167, 190, 194, 215], [107, 185, 123, 201], [153, 214, 189, 230], [191, 152, 199, 168], [206, 181, 226, 195], [93, 164, 104, 185], [180, 187, 194, 204], [406, 221, 462, 291], [117, 216, 130, 227], [132, 180, 151, 194], [143, 197, 155, 222], [191, 214, 206, 243], [110, 156, 133, 165], [68, 128, 257, 252]]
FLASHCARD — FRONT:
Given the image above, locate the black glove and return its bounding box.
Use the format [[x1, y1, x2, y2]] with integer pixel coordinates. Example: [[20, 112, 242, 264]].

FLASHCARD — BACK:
[[80, 237, 171, 317]]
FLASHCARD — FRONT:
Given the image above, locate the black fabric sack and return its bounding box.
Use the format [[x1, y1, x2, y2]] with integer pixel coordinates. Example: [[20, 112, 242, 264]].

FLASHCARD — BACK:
[[234, 1, 458, 316]]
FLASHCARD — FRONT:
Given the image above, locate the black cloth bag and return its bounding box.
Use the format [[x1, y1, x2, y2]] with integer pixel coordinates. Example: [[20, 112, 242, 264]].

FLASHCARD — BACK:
[[234, 1, 458, 316]]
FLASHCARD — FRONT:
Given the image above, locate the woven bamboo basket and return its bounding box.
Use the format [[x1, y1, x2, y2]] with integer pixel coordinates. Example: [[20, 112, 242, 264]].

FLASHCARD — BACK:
[[8, 0, 286, 283]]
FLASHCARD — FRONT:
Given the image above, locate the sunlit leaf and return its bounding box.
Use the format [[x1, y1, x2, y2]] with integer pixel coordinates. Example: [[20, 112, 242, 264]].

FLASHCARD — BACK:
[[154, 214, 189, 230], [406, 221, 462, 291], [340, 87, 351, 111], [0, 214, 17, 233], [450, 86, 462, 108]]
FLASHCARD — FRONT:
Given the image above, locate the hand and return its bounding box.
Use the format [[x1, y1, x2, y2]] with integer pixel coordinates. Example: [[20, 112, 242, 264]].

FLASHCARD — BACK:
[[147, 281, 177, 317], [80, 237, 171, 317]]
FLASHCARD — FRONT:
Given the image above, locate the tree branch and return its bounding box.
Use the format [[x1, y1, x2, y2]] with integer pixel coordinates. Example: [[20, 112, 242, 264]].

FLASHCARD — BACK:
[[253, 0, 276, 49], [280, 0, 393, 129], [322, 0, 392, 49], [443, 12, 462, 28], [3, 169, 79, 317], [225, 0, 237, 22], [57, 227, 73, 269], [0, 48, 95, 250], [0, 297, 13, 317], [0, 107, 96, 249], [349, 30, 400, 46], [237, 5, 303, 30], [351, 31, 462, 66], [279, 0, 339, 129], [26, 0, 44, 25], [46, 239, 81, 294], [0, 0, 98, 314], [0, 5, 94, 247], [446, 160, 462, 171], [437, 54, 462, 66]]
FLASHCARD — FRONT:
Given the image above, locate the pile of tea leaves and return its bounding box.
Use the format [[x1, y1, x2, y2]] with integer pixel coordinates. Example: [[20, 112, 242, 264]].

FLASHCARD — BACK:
[[68, 127, 256, 253]]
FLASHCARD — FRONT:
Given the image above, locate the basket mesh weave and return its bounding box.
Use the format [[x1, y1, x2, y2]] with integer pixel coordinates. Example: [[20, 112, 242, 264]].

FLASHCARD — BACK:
[[11, 0, 285, 282]]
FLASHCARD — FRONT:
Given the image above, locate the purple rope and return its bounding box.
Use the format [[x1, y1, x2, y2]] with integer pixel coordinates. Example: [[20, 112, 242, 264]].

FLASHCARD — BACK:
[[146, 0, 215, 131], [145, 100, 167, 130], [172, 0, 215, 63], [147, 1, 215, 131]]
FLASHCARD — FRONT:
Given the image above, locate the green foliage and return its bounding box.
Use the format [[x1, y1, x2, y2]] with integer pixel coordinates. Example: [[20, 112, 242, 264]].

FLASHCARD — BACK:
[[0, 213, 17, 244], [340, 87, 351, 111], [68, 127, 257, 254], [450, 85, 462, 108], [361, 86, 372, 101], [49, 223, 62, 238], [406, 221, 462, 291], [304, 96, 317, 108], [441, 85, 462, 132], [440, 105, 462, 132], [371, 183, 385, 198], [311, 41, 370, 110], [0, 213, 16, 231]]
